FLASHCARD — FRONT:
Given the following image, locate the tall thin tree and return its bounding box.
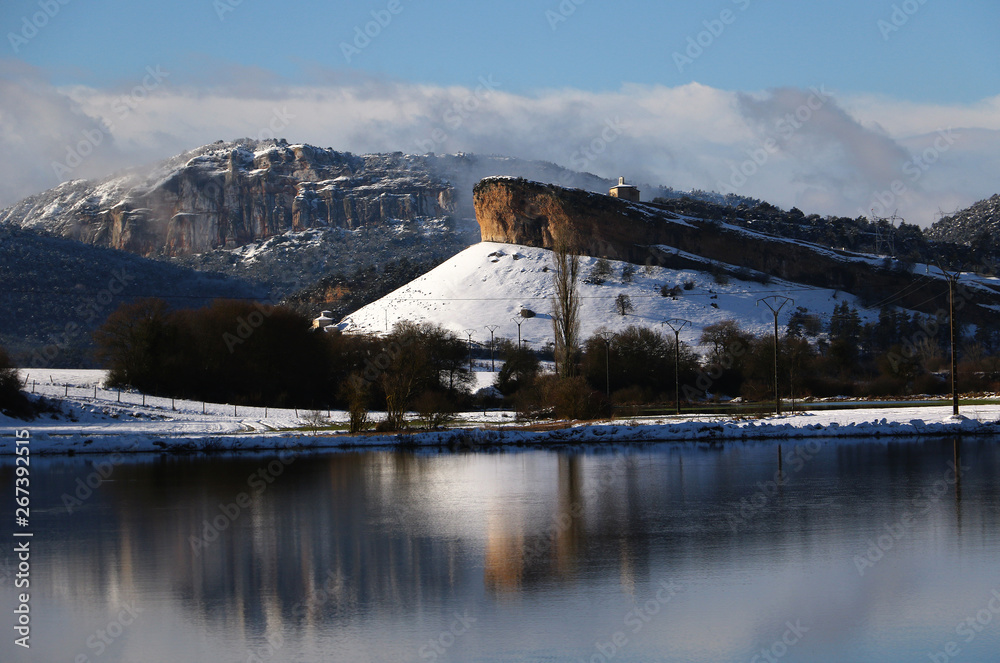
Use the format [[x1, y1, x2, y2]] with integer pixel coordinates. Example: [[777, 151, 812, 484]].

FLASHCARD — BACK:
[[551, 230, 581, 378]]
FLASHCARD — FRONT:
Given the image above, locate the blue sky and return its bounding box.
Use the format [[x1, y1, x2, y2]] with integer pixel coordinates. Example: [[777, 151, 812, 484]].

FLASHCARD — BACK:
[[9, 0, 999, 101], [2, 0, 1000, 224]]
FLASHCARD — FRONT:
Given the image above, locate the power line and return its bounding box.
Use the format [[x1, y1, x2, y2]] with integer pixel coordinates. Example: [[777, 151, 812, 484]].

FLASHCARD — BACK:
[[379, 286, 825, 303]]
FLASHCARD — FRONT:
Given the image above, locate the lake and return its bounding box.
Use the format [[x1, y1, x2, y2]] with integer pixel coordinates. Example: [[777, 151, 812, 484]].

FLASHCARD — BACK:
[[2, 437, 999, 662]]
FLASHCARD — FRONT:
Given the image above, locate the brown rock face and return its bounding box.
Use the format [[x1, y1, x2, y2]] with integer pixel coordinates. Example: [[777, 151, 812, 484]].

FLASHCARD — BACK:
[[473, 177, 1000, 322], [474, 177, 677, 262]]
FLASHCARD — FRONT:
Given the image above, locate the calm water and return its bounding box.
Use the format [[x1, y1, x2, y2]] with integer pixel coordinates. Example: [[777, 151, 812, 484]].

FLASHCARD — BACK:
[[2, 438, 999, 662]]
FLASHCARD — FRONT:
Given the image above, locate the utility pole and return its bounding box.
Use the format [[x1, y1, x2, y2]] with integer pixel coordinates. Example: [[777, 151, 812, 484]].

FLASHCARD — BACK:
[[757, 296, 793, 415], [464, 329, 476, 373], [662, 319, 692, 415], [597, 331, 615, 398], [511, 316, 524, 349], [937, 263, 961, 416], [485, 325, 500, 372]]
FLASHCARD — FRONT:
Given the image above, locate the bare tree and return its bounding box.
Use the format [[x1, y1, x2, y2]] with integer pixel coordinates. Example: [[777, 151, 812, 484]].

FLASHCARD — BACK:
[[615, 293, 634, 316], [340, 372, 370, 433], [551, 231, 581, 378]]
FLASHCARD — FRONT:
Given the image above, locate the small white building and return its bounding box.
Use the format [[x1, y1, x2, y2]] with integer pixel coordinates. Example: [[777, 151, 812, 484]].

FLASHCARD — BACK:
[[312, 310, 336, 332], [609, 177, 640, 202]]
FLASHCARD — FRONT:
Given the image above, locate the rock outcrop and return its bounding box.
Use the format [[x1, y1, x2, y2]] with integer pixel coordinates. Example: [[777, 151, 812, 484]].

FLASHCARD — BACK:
[[473, 177, 1000, 323], [2, 141, 455, 257]]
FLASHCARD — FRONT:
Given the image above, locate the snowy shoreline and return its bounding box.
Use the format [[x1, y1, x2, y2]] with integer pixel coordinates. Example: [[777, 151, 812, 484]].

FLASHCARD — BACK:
[[3, 407, 998, 456], [3, 369, 999, 455]]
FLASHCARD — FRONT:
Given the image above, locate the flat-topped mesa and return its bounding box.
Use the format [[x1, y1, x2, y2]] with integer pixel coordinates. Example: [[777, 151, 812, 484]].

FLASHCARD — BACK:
[[471, 177, 1000, 324], [473, 176, 671, 264]]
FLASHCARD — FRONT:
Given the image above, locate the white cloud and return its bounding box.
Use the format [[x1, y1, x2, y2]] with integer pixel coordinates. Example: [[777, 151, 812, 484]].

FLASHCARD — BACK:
[[2, 64, 998, 227]]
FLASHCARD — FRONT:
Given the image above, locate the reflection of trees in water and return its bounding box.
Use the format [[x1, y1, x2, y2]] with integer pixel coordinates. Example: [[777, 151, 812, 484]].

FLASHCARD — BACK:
[[26, 440, 1000, 635], [32, 453, 468, 637]]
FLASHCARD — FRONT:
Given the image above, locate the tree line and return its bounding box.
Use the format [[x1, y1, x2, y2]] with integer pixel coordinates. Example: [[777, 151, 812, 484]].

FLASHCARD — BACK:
[[89, 298, 480, 427], [2, 290, 994, 425]]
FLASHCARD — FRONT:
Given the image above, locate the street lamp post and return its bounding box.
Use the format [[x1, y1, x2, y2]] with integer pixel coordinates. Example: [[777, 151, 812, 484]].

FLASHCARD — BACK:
[[485, 325, 500, 372], [756, 296, 793, 415], [662, 319, 692, 415]]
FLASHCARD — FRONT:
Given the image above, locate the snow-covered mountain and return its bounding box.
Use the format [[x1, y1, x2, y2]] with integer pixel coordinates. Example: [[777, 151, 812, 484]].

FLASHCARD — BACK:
[[0, 139, 696, 260], [0, 141, 455, 257], [5, 138, 998, 367], [0, 140, 769, 332]]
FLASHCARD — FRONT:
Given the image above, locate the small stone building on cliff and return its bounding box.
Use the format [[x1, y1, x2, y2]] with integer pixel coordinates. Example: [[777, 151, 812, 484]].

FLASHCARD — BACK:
[[609, 177, 640, 202]]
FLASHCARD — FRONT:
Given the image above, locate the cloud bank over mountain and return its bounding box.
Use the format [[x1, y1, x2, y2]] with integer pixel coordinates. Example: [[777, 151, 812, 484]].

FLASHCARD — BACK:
[[3, 62, 999, 226]]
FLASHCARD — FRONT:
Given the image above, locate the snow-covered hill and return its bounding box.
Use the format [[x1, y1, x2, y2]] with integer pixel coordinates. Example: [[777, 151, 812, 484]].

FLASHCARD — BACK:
[[926, 193, 1000, 246], [337, 242, 880, 351]]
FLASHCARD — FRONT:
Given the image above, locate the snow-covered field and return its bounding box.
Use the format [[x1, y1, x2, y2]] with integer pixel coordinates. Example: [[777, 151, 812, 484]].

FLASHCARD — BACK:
[[337, 242, 890, 349], [2, 369, 999, 456]]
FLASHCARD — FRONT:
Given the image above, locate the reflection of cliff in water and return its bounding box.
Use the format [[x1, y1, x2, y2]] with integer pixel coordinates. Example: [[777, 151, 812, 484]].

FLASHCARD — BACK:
[[17, 439, 1000, 637]]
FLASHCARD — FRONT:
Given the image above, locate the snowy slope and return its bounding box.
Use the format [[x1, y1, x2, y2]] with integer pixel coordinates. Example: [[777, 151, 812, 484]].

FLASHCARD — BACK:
[[337, 242, 884, 351]]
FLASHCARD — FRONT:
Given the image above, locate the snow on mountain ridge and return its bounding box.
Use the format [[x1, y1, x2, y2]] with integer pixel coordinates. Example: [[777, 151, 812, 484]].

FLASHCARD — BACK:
[[926, 194, 1000, 246]]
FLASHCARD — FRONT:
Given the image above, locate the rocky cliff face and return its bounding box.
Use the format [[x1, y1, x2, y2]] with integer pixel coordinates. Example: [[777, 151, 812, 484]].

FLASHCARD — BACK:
[[1, 141, 455, 257], [1, 142, 753, 260], [473, 177, 1000, 323], [475, 177, 686, 263]]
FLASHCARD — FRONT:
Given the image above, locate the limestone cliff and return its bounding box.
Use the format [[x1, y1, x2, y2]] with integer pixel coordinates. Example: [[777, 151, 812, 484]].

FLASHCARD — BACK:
[[3, 141, 454, 257], [473, 177, 1000, 322]]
